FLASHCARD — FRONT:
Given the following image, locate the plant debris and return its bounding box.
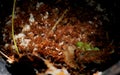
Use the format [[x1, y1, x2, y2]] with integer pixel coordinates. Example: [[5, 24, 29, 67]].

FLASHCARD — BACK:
[[0, 0, 117, 75]]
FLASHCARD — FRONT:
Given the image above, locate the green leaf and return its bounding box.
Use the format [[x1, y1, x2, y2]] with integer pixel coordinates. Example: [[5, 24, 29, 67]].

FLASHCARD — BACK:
[[93, 47, 100, 51], [76, 41, 100, 51], [76, 41, 84, 48]]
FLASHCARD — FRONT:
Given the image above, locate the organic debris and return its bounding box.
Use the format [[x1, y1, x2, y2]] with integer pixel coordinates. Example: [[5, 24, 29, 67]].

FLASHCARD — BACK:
[[0, 0, 116, 75]]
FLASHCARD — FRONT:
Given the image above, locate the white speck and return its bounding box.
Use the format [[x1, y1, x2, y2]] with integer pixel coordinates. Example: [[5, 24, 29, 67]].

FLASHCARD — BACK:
[[53, 34, 56, 37], [32, 42, 35, 46], [28, 32, 34, 35], [36, 2, 44, 10], [59, 41, 64, 46], [96, 4, 104, 12], [86, 0, 96, 6], [29, 13, 35, 23], [94, 71, 102, 75], [7, 58, 14, 64], [20, 38, 31, 47], [14, 33, 25, 40], [6, 20, 11, 25], [58, 52, 62, 55], [41, 33, 45, 37], [34, 35, 39, 39], [33, 47, 38, 51], [5, 44, 9, 48], [11, 45, 16, 49], [55, 48, 60, 51], [88, 21, 93, 24], [61, 68, 70, 75], [43, 12, 49, 19], [98, 72, 102, 75], [3, 33, 6, 41], [53, 8, 59, 14], [22, 24, 31, 32], [91, 31, 94, 34], [45, 46, 50, 50], [46, 67, 70, 75], [14, 33, 29, 47]]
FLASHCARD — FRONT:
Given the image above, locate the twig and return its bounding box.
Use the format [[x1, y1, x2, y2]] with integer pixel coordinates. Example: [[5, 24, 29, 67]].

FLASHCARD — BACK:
[[49, 9, 68, 34], [12, 0, 19, 54], [0, 51, 14, 63]]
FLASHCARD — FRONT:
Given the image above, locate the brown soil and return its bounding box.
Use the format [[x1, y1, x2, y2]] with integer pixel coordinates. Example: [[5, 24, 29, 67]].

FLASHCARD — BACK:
[[0, 0, 117, 75]]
